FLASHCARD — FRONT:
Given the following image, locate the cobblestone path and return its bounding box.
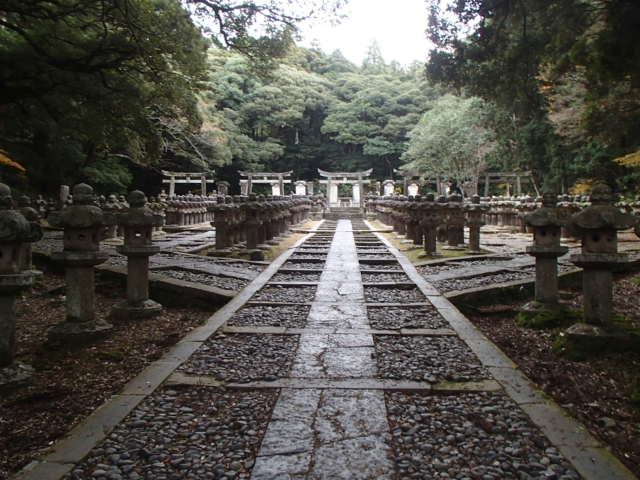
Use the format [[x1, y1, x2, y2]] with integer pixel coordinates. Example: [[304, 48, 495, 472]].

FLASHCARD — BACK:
[[20, 220, 636, 480]]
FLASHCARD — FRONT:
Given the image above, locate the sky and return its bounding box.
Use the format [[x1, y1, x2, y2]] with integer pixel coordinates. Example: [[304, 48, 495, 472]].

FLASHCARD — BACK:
[[298, 0, 432, 67]]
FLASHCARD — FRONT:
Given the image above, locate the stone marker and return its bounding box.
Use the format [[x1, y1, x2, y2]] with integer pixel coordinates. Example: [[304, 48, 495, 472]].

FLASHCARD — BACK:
[[48, 183, 112, 342], [0, 184, 42, 389], [112, 191, 162, 319]]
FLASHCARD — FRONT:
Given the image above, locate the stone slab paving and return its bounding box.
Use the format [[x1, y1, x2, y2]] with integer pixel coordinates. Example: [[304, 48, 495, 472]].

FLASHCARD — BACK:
[[251, 220, 397, 479], [367, 220, 636, 480], [16, 220, 638, 480]]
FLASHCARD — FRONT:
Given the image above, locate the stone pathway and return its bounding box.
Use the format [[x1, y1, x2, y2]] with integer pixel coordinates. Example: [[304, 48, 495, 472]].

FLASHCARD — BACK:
[[249, 220, 395, 479], [17, 220, 637, 480]]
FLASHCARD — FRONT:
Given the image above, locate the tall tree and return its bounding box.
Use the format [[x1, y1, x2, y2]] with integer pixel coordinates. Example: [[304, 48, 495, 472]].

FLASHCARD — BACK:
[[401, 94, 498, 193], [0, 0, 209, 193], [425, 0, 640, 191]]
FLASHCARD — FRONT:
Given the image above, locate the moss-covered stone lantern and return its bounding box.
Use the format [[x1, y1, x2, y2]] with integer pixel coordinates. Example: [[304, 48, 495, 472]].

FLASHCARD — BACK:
[[566, 183, 637, 349], [466, 195, 487, 253], [48, 183, 111, 342], [112, 191, 162, 318], [0, 184, 42, 389], [523, 192, 568, 310]]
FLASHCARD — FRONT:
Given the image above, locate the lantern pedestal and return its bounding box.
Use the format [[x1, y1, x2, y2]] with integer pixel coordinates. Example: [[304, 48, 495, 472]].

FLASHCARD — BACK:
[[112, 246, 162, 319], [570, 253, 628, 325], [0, 272, 37, 390], [48, 251, 112, 343]]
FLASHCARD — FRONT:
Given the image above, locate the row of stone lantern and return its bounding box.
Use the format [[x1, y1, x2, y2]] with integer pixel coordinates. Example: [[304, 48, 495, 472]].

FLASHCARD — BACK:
[[523, 184, 639, 353], [46, 184, 163, 348], [211, 195, 314, 256], [164, 194, 216, 226], [367, 194, 488, 255]]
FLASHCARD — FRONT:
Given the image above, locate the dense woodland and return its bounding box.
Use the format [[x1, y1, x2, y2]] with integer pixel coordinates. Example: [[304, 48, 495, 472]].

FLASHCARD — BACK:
[[1, 0, 639, 197]]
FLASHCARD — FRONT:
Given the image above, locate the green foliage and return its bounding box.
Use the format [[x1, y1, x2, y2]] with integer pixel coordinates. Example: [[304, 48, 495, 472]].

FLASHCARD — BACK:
[[322, 71, 440, 177], [197, 45, 439, 183], [401, 94, 498, 190], [515, 307, 581, 330], [426, 0, 640, 195], [81, 157, 134, 194], [1, 0, 209, 194]]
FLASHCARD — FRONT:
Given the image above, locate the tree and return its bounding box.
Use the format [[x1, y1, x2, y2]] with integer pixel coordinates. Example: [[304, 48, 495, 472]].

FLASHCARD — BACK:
[[401, 95, 498, 194], [425, 0, 640, 192], [0, 0, 209, 193], [184, 0, 347, 62], [321, 68, 440, 177]]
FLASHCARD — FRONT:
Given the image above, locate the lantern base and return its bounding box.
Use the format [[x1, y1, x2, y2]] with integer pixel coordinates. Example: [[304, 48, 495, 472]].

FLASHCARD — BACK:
[[245, 249, 265, 261], [47, 317, 113, 344], [111, 299, 162, 319], [208, 249, 234, 257], [516, 301, 572, 329], [0, 362, 33, 392], [558, 322, 640, 360]]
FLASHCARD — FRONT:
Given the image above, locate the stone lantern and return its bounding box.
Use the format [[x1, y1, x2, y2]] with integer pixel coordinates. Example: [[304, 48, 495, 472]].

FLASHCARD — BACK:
[[111, 191, 162, 318], [0, 184, 42, 389], [17, 195, 41, 270], [212, 196, 231, 254], [245, 194, 264, 260], [48, 183, 112, 342], [407, 196, 423, 246], [568, 184, 636, 325], [524, 192, 568, 309], [466, 195, 487, 253], [419, 193, 439, 256]]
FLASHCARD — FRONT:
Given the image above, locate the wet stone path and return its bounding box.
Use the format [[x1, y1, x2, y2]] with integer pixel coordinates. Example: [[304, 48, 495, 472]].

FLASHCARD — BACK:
[[27, 220, 636, 480]]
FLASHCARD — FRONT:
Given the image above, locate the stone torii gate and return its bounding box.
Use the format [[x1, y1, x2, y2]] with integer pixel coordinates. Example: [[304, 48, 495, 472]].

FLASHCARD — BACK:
[[393, 169, 422, 196], [239, 171, 293, 196], [318, 168, 372, 210], [161, 171, 215, 196], [480, 172, 537, 197]]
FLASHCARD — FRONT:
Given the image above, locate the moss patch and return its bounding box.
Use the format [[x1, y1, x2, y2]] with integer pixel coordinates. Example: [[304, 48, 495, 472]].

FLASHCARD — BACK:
[[516, 307, 581, 330], [379, 231, 483, 264]]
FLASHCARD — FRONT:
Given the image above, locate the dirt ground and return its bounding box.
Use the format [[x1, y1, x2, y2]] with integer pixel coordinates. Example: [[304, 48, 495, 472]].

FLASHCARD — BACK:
[[469, 272, 640, 476], [0, 269, 212, 478]]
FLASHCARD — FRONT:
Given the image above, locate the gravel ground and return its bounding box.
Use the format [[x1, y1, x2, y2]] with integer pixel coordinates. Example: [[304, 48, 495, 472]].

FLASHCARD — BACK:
[[227, 305, 310, 328], [289, 254, 328, 260], [364, 286, 427, 303], [359, 263, 402, 271], [1, 272, 212, 477], [374, 336, 489, 382], [432, 271, 534, 292], [66, 387, 277, 480], [179, 333, 298, 382], [416, 263, 469, 275], [358, 254, 397, 261], [367, 306, 450, 330], [295, 248, 330, 254], [251, 285, 317, 303], [281, 261, 326, 270], [104, 252, 265, 277], [361, 272, 412, 283], [152, 268, 249, 291], [386, 391, 580, 479], [270, 272, 322, 282]]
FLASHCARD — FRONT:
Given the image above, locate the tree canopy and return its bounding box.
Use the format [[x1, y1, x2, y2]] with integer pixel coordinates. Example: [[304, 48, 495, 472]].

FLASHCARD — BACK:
[[425, 0, 640, 193]]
